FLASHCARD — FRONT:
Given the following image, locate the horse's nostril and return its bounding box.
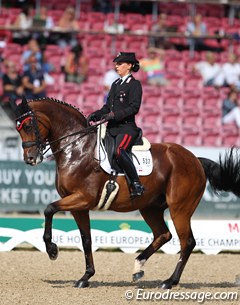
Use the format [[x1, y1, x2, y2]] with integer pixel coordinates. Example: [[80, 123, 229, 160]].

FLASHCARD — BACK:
[[26, 156, 34, 164]]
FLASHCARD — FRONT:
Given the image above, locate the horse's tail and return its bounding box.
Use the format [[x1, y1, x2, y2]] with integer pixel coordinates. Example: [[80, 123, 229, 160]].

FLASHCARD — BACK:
[[198, 147, 240, 197]]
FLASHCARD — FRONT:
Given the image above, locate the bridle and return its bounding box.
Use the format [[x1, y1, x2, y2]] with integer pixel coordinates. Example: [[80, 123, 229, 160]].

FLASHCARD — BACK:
[[16, 110, 47, 156], [16, 110, 104, 160]]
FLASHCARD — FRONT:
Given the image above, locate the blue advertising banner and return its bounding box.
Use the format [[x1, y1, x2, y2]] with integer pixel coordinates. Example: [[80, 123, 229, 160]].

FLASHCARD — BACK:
[[0, 161, 59, 211]]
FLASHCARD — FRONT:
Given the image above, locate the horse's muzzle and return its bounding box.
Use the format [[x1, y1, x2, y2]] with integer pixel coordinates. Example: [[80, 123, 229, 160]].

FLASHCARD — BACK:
[[25, 151, 43, 166]]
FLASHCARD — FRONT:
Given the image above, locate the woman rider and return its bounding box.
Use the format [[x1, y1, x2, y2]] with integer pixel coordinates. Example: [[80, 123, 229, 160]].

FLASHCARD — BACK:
[[87, 52, 144, 199]]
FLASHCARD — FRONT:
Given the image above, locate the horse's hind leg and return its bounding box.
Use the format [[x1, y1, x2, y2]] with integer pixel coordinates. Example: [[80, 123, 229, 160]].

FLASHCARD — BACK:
[[71, 210, 95, 288], [161, 215, 196, 289], [133, 203, 172, 282]]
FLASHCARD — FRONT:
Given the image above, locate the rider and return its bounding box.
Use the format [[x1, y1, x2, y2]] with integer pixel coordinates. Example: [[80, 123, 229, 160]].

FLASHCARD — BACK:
[[87, 52, 144, 199]]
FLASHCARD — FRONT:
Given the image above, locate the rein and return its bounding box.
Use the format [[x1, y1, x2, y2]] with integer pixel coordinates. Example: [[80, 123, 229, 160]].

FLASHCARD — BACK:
[[15, 104, 106, 161], [44, 122, 102, 158]]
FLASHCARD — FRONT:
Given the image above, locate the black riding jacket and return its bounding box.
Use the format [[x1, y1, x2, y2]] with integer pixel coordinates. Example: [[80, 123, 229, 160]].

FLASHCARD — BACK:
[[93, 75, 142, 136]]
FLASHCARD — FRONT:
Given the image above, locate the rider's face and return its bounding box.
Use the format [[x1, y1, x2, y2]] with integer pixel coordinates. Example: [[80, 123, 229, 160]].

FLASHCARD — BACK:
[[115, 62, 132, 77]]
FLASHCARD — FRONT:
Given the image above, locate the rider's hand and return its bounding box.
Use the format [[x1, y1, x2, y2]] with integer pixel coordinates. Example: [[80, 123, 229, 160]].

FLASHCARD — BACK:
[[87, 113, 97, 124], [102, 111, 115, 122]]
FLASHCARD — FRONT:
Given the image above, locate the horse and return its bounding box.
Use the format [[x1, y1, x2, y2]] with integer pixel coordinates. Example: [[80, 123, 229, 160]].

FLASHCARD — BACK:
[[12, 96, 240, 289]]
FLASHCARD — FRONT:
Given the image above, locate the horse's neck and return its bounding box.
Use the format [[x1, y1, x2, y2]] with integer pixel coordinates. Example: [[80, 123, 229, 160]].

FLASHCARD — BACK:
[[31, 100, 94, 159], [45, 107, 89, 153], [50, 111, 84, 137], [31, 100, 85, 138], [51, 130, 97, 169]]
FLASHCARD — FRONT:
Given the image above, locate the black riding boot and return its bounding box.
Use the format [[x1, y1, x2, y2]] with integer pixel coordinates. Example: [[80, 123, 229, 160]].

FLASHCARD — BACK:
[[117, 149, 144, 199]]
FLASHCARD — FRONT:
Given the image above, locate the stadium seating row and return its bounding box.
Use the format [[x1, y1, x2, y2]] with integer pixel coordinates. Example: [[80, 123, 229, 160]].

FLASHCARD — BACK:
[[0, 3, 239, 148]]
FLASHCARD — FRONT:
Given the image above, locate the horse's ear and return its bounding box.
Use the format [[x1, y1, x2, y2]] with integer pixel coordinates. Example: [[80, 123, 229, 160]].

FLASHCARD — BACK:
[[9, 97, 17, 112], [13, 95, 31, 118], [22, 95, 28, 106]]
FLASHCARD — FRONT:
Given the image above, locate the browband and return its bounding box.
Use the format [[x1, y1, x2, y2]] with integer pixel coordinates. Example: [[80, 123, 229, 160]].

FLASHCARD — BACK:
[[16, 116, 32, 131]]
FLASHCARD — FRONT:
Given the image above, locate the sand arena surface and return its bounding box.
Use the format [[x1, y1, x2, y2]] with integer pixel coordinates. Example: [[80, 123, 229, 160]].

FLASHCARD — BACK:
[[0, 250, 239, 305]]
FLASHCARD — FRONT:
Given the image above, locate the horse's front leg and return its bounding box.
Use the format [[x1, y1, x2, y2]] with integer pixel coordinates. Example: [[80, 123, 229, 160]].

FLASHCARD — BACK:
[[43, 193, 89, 260], [43, 201, 59, 260], [71, 210, 95, 288]]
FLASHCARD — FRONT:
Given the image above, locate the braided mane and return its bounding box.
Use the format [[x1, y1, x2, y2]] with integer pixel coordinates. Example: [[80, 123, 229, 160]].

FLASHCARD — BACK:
[[28, 97, 87, 118]]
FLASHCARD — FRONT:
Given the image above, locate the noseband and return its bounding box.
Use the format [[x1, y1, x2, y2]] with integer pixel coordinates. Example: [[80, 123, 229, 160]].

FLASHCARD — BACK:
[[16, 111, 46, 156]]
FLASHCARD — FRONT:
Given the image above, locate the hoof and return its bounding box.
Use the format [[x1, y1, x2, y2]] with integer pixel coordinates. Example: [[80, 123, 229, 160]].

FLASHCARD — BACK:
[[161, 281, 172, 290], [161, 278, 178, 289], [132, 270, 144, 282], [75, 280, 89, 288], [235, 275, 240, 286], [47, 243, 58, 260]]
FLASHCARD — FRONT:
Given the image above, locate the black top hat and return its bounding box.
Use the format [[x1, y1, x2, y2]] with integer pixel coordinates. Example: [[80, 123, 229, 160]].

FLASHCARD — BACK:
[[113, 52, 138, 64], [113, 52, 140, 72]]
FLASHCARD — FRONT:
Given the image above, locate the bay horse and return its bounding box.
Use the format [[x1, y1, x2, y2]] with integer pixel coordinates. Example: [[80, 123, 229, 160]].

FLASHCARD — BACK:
[[12, 97, 240, 289]]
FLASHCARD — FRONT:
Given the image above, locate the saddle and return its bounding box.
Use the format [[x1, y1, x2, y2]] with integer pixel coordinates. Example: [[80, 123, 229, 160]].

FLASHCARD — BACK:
[[103, 128, 142, 172], [98, 125, 152, 176]]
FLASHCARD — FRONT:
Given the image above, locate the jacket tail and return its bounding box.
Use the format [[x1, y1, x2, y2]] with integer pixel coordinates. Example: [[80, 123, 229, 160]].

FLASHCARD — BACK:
[[198, 148, 240, 197]]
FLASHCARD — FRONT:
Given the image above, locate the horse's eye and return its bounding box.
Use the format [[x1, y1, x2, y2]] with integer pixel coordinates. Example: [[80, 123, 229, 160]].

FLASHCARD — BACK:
[[23, 124, 33, 132]]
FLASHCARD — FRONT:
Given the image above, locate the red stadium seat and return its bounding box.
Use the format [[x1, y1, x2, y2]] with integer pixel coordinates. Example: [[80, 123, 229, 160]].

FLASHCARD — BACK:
[[164, 49, 183, 60], [182, 112, 202, 130], [182, 96, 202, 114], [143, 130, 161, 144], [64, 93, 84, 108], [61, 83, 80, 100], [125, 13, 145, 23], [80, 82, 103, 96], [142, 110, 161, 125], [161, 91, 183, 113], [89, 21, 105, 31], [202, 113, 222, 131], [201, 86, 220, 98], [87, 11, 105, 22], [181, 130, 202, 147], [77, 20, 90, 31], [3, 42, 22, 54], [221, 123, 239, 136], [46, 55, 64, 73], [165, 59, 185, 74], [201, 97, 221, 115], [161, 113, 182, 132], [184, 78, 203, 90], [161, 130, 182, 145], [221, 134, 240, 147], [201, 130, 222, 147], [82, 92, 104, 109], [45, 44, 63, 56], [50, 72, 64, 86], [166, 75, 184, 89], [142, 95, 162, 111], [47, 89, 63, 101]]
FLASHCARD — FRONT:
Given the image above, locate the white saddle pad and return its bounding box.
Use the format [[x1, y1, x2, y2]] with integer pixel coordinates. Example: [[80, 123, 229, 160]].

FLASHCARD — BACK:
[[96, 125, 153, 176]]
